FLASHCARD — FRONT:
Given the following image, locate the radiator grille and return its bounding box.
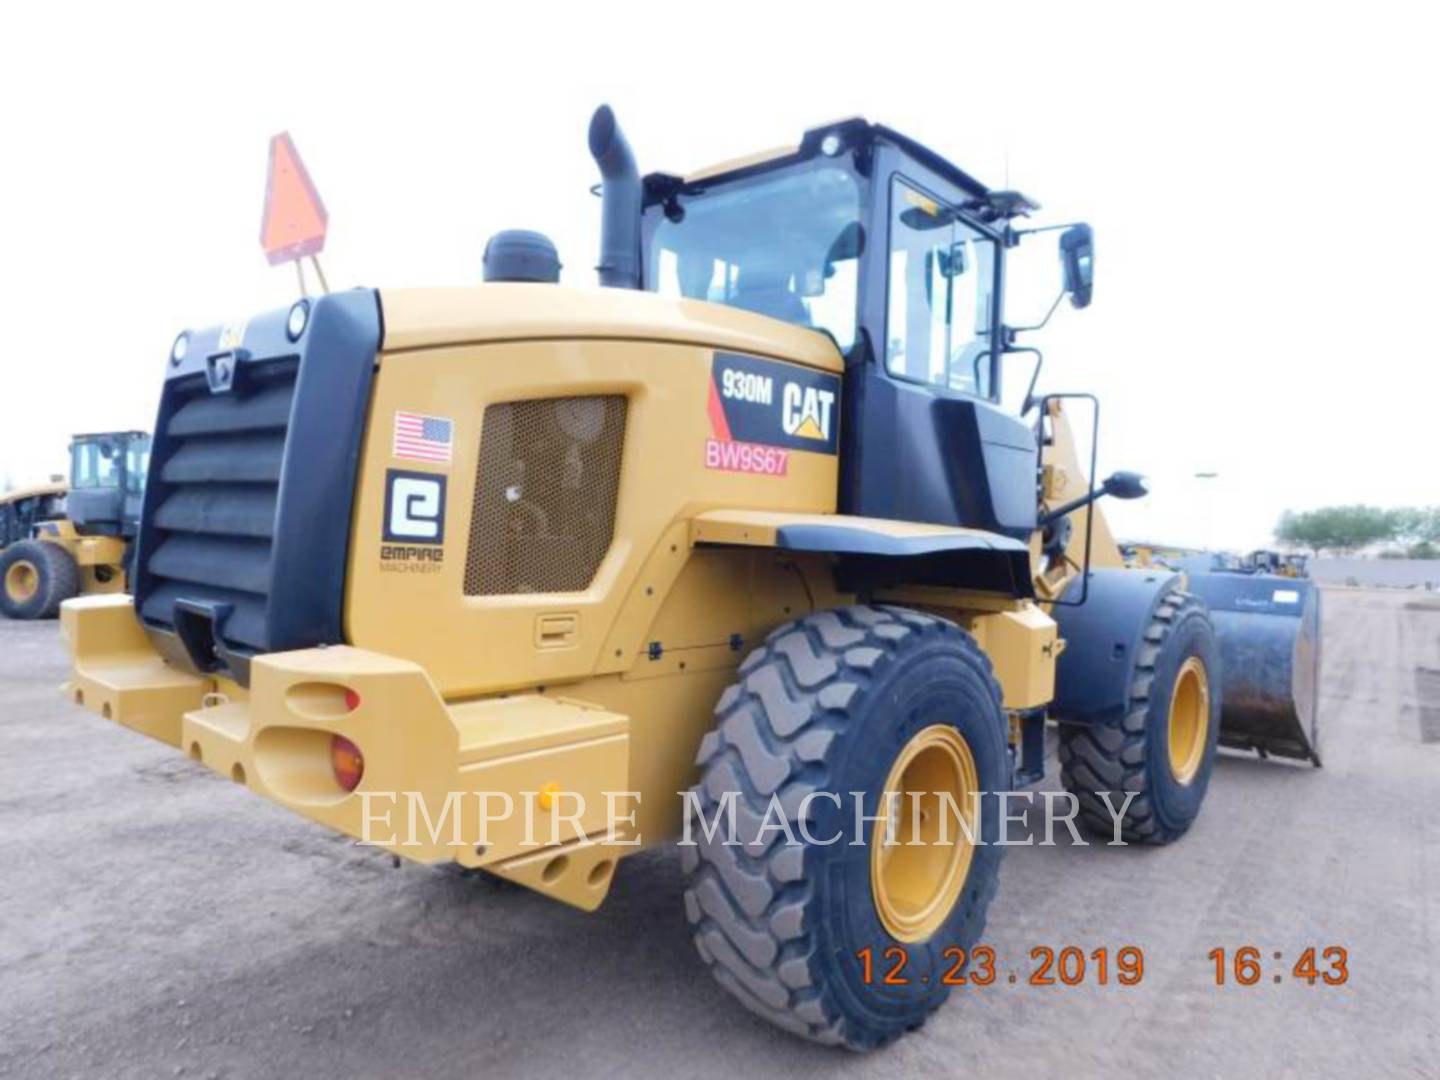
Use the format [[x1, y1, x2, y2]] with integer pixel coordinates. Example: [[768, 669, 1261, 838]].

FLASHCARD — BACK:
[[138, 361, 295, 652], [465, 396, 627, 595], [130, 289, 380, 680]]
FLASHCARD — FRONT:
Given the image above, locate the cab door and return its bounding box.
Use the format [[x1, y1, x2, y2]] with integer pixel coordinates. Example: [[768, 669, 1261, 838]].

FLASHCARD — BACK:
[[841, 167, 1038, 541]]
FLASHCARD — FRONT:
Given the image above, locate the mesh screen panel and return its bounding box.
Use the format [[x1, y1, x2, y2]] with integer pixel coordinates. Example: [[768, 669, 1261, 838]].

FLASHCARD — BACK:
[[464, 396, 627, 595]]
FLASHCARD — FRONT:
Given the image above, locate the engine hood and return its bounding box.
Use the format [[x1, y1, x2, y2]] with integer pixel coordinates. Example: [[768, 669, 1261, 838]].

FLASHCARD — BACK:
[[378, 284, 843, 373]]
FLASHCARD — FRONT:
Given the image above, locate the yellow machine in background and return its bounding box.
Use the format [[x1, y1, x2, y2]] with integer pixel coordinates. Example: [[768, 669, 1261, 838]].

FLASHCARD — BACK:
[[0, 431, 149, 619], [63, 107, 1248, 1049]]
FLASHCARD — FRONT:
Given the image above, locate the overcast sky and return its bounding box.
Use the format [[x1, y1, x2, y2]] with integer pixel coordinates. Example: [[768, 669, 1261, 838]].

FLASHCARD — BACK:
[[4, 3, 1435, 550]]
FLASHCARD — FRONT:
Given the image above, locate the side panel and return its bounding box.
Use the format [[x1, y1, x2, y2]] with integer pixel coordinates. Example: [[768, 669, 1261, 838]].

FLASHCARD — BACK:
[[345, 339, 841, 698], [842, 368, 1039, 541], [965, 604, 1058, 710], [66, 487, 125, 534], [1050, 568, 1181, 725]]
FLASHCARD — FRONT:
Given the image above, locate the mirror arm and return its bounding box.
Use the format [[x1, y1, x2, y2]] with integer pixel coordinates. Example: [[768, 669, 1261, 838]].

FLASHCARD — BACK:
[[1002, 340, 1046, 416], [1038, 488, 1109, 530], [1007, 289, 1065, 335], [1011, 220, 1086, 239]]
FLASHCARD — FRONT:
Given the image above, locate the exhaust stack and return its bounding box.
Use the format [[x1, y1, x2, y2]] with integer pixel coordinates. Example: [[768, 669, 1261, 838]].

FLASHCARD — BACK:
[[588, 105, 642, 289]]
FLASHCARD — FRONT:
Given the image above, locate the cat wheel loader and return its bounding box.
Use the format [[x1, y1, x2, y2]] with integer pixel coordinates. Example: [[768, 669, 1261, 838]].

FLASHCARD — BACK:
[[0, 430, 149, 619], [61, 107, 1311, 1050]]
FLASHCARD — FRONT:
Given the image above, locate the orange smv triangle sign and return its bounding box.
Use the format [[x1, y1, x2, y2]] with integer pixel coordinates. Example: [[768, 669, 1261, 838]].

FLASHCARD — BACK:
[[260, 132, 328, 266]]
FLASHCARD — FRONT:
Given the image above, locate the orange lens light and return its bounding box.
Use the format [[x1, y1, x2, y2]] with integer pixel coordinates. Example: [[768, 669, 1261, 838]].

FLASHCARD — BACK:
[[330, 735, 364, 792]]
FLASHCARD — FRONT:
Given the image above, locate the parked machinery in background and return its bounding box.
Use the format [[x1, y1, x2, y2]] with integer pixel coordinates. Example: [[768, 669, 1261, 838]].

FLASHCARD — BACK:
[[0, 431, 149, 619]]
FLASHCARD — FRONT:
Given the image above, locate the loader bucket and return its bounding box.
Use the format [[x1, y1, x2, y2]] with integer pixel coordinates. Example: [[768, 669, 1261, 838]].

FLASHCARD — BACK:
[[1185, 573, 1322, 766]]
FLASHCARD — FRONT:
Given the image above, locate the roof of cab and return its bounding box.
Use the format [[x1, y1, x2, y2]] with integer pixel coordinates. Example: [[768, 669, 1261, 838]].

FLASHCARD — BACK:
[[646, 118, 995, 203]]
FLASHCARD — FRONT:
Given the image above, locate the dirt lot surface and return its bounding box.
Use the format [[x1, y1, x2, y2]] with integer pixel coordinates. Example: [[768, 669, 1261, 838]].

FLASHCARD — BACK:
[[2, 587, 1438, 1079]]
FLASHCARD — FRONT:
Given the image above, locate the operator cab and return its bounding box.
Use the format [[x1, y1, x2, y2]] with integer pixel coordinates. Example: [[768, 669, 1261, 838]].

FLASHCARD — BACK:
[[638, 119, 1090, 544], [67, 431, 150, 536]]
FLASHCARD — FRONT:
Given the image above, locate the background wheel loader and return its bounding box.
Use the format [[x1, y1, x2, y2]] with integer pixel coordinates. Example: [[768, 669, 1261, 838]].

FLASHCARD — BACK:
[[60, 107, 1312, 1050], [0, 430, 149, 619]]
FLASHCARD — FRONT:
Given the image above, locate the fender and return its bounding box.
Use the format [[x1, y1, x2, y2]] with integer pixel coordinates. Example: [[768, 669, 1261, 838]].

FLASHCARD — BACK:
[[691, 509, 1034, 598], [1050, 567, 1182, 725]]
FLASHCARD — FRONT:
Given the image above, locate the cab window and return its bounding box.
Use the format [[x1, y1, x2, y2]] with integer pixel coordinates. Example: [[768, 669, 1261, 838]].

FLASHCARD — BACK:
[[124, 437, 151, 494], [885, 177, 997, 396], [647, 160, 862, 351], [70, 440, 120, 489]]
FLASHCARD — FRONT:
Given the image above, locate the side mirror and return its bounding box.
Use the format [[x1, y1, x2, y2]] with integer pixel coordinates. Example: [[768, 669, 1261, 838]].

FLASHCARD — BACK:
[[1038, 468, 1149, 530], [1059, 224, 1094, 309], [1102, 470, 1147, 500]]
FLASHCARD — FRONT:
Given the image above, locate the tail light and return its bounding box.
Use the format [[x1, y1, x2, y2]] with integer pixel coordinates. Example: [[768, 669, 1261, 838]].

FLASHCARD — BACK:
[[330, 735, 364, 792]]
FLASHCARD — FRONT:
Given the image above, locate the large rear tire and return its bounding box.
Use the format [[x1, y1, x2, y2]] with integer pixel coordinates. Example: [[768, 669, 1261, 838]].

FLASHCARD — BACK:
[[0, 540, 81, 620], [681, 605, 1010, 1050], [1058, 588, 1221, 844]]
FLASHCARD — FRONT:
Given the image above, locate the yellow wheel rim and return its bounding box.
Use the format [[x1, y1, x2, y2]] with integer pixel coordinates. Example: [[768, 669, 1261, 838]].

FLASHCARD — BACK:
[[1167, 657, 1210, 785], [870, 724, 979, 943], [5, 560, 39, 603]]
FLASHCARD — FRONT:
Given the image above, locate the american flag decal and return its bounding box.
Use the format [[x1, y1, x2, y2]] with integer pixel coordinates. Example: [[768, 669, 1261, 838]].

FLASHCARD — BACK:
[[392, 411, 454, 464]]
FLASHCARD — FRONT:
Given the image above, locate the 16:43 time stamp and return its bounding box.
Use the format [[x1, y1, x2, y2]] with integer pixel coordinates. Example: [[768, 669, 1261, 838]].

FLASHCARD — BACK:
[[1209, 946, 1349, 985]]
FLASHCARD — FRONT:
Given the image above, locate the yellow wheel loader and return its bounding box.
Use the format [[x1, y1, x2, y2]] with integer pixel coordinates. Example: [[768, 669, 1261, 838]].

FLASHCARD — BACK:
[[0, 430, 149, 618], [62, 108, 1307, 1049]]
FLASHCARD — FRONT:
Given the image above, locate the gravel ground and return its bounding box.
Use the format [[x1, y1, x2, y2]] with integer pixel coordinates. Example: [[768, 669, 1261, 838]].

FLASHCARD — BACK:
[[1, 588, 1438, 1079]]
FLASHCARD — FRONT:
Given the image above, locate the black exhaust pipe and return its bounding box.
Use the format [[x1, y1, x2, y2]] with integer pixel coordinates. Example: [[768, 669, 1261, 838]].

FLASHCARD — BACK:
[[588, 105, 642, 290]]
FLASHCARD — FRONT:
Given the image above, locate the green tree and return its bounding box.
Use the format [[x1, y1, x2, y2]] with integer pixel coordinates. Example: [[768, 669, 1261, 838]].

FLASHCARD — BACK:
[[1275, 505, 1397, 555], [1392, 507, 1440, 546]]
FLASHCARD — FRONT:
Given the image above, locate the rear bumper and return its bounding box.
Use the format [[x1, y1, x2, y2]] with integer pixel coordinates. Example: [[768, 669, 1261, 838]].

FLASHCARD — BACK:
[[62, 594, 631, 910]]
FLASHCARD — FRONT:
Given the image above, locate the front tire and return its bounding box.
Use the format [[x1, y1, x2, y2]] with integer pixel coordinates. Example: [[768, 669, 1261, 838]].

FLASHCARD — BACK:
[[1058, 589, 1221, 844], [0, 540, 81, 620], [681, 605, 1010, 1050]]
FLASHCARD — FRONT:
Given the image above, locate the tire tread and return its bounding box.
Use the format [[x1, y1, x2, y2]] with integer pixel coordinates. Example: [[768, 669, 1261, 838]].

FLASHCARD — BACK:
[[683, 604, 1003, 1049], [1057, 589, 1211, 844], [0, 539, 81, 620]]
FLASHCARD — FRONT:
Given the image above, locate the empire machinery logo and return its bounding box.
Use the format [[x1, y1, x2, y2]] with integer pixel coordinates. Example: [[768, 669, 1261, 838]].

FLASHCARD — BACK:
[[705, 352, 840, 477], [380, 468, 447, 573], [356, 787, 1142, 850]]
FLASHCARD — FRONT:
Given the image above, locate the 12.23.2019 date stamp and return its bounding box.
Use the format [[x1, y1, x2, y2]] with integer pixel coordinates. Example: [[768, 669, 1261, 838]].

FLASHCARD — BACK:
[[857, 945, 1146, 987], [858, 945, 1352, 988]]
